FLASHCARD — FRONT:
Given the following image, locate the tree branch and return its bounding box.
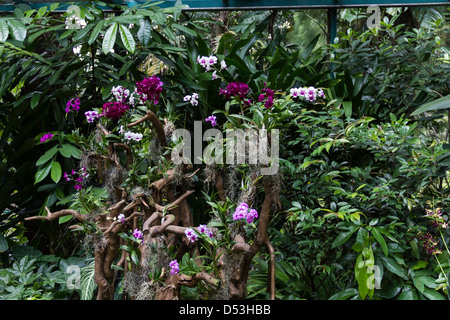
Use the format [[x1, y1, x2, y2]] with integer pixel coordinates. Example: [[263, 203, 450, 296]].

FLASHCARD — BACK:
[[149, 214, 176, 237], [128, 110, 168, 149], [25, 207, 88, 222]]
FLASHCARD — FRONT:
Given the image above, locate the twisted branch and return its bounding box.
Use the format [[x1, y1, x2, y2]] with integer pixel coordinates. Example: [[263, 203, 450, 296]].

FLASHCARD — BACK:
[[25, 207, 88, 222], [128, 110, 168, 149]]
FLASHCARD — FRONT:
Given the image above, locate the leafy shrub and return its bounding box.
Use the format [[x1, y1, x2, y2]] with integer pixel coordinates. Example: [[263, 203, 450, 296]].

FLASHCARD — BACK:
[[0, 245, 86, 299], [330, 9, 450, 120], [265, 102, 450, 300], [0, 1, 448, 301]]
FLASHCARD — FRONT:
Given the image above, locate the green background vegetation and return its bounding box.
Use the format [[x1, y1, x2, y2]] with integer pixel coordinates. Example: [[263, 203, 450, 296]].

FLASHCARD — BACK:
[[0, 1, 449, 300]]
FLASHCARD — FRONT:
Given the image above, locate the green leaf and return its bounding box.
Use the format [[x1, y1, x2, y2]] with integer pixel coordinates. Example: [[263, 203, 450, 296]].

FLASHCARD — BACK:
[[30, 92, 41, 109], [102, 23, 118, 55], [120, 244, 132, 252], [0, 19, 9, 42], [137, 18, 151, 46], [342, 101, 352, 118], [105, 134, 120, 141], [60, 143, 82, 159], [7, 19, 27, 42], [331, 227, 358, 248], [36, 145, 58, 166], [80, 260, 96, 300], [228, 114, 253, 123], [419, 276, 438, 289], [355, 253, 370, 299], [88, 20, 104, 45], [397, 286, 417, 300], [300, 33, 320, 61], [412, 275, 425, 293], [379, 256, 407, 279], [59, 215, 72, 224], [111, 15, 144, 25], [172, 23, 197, 36], [411, 94, 450, 115], [422, 287, 445, 300], [371, 227, 388, 256], [409, 239, 420, 259], [119, 24, 135, 54], [328, 288, 359, 300], [35, 160, 53, 184], [36, 6, 47, 18], [58, 147, 72, 158], [0, 233, 8, 253], [412, 260, 428, 270], [73, 22, 95, 42], [50, 161, 62, 183], [130, 250, 140, 265]]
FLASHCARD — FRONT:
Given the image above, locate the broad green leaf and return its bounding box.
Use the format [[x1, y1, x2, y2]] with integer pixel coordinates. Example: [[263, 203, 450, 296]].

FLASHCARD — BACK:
[[36, 5, 47, 18], [419, 275, 438, 289], [60, 143, 82, 159], [35, 160, 53, 184], [207, 220, 225, 228], [120, 244, 132, 252], [105, 134, 120, 141], [29, 24, 64, 43], [412, 275, 425, 293], [411, 94, 450, 115], [49, 2, 59, 11], [328, 288, 359, 300], [371, 227, 388, 256], [137, 18, 151, 46], [7, 19, 26, 42], [58, 146, 72, 158], [119, 24, 135, 54], [331, 227, 358, 248], [80, 260, 96, 300], [356, 184, 367, 192], [160, 44, 186, 53], [172, 23, 197, 36], [343, 101, 352, 118], [228, 114, 253, 123], [102, 23, 118, 55], [130, 250, 140, 265], [36, 145, 58, 166], [379, 256, 407, 279], [300, 33, 320, 61], [409, 239, 420, 259], [397, 286, 417, 300], [30, 92, 41, 109], [88, 20, 104, 45], [50, 161, 62, 183], [412, 260, 428, 270], [0, 19, 9, 42], [111, 15, 144, 24], [355, 253, 369, 299], [59, 215, 72, 224], [150, 11, 166, 24], [422, 287, 445, 300]]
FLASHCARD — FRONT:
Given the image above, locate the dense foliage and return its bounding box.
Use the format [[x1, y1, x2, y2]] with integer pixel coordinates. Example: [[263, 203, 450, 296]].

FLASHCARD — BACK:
[[0, 1, 449, 300]]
